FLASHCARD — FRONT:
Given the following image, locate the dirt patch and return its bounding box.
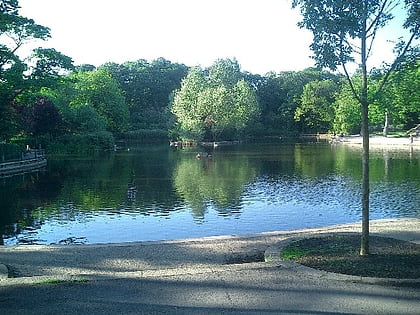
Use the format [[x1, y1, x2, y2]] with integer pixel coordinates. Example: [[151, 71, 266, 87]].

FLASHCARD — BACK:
[[225, 251, 265, 264], [280, 234, 420, 279]]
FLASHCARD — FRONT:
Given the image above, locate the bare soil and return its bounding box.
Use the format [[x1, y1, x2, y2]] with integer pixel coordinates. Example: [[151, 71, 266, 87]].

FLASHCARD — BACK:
[[280, 234, 420, 279]]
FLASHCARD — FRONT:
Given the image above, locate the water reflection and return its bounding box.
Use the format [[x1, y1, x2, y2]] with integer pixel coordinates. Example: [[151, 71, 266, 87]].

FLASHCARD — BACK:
[[1, 143, 419, 245], [173, 148, 257, 218]]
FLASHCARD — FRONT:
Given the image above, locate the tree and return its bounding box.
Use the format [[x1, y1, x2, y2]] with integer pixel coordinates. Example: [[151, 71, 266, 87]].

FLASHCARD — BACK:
[[50, 68, 128, 138], [0, 0, 50, 140], [333, 74, 386, 134], [382, 58, 420, 129], [0, 1, 50, 74], [170, 67, 207, 140], [255, 68, 339, 136], [208, 58, 242, 88], [333, 80, 362, 134], [69, 69, 129, 134], [102, 58, 188, 132], [22, 97, 62, 137], [0, 0, 74, 141], [0, 0, 19, 14], [295, 79, 340, 133], [171, 59, 260, 141], [30, 48, 74, 87], [292, 0, 419, 255]]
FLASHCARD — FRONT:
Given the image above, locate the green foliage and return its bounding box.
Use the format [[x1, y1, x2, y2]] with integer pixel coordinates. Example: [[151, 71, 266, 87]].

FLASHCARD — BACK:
[[0, 142, 23, 161], [292, 0, 395, 71], [208, 58, 242, 88], [0, 0, 51, 82], [61, 103, 107, 134], [102, 58, 188, 134], [22, 97, 62, 136], [48, 131, 114, 154], [171, 59, 260, 141], [280, 246, 309, 260], [0, 0, 19, 15], [0, 87, 18, 141], [30, 48, 74, 86], [171, 67, 206, 140], [385, 59, 420, 128], [332, 58, 420, 134], [403, 0, 420, 35], [295, 79, 340, 133], [124, 129, 168, 141], [252, 69, 340, 136], [293, 0, 419, 127], [0, 0, 75, 142], [55, 69, 129, 134], [333, 85, 361, 134], [0, 1, 417, 147]]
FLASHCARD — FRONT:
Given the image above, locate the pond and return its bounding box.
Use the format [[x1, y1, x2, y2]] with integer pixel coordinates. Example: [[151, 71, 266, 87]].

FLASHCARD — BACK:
[[1, 141, 419, 245]]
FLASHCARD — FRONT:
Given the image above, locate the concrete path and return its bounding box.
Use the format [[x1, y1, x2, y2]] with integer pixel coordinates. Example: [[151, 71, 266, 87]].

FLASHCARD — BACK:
[[0, 218, 419, 314]]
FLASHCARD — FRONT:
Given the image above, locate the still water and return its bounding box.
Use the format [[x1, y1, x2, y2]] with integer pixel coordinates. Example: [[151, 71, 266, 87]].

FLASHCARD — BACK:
[[1, 142, 419, 245]]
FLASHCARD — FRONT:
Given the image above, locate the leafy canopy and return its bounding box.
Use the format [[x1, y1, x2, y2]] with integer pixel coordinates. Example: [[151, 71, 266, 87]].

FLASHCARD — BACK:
[[171, 59, 260, 141]]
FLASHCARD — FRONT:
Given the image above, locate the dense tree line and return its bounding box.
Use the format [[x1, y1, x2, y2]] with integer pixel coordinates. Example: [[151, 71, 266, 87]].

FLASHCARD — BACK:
[[1, 0, 418, 155]]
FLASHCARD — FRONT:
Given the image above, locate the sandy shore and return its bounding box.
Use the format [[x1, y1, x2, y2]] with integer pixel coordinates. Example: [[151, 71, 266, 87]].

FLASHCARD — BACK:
[[332, 135, 419, 148]]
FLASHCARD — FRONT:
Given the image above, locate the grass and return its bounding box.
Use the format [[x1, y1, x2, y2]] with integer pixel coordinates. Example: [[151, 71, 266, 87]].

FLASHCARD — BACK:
[[280, 247, 309, 260], [280, 234, 420, 279]]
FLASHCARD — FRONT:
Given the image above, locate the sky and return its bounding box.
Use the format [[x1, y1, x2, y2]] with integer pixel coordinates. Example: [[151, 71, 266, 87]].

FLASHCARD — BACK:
[[17, 0, 411, 75]]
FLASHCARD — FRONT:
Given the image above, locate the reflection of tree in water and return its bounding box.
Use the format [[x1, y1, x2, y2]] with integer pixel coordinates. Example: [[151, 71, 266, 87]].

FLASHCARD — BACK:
[[126, 182, 137, 203], [173, 152, 257, 218], [0, 171, 62, 244]]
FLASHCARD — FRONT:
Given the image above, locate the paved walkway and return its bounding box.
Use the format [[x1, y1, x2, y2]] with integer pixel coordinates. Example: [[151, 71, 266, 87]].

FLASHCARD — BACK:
[[0, 218, 419, 314]]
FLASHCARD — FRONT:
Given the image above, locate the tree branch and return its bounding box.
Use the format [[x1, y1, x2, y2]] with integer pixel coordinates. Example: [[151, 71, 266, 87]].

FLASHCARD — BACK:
[[366, 0, 396, 34], [366, 26, 378, 59], [343, 37, 361, 54], [342, 62, 361, 104], [375, 26, 419, 98]]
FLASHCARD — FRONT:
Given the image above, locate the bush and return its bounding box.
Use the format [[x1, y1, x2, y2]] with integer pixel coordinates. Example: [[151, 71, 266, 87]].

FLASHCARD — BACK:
[[124, 129, 168, 142], [0, 142, 24, 161], [47, 131, 115, 154]]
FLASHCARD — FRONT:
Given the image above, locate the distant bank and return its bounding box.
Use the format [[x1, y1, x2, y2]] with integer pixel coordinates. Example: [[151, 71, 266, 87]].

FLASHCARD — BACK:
[[331, 135, 419, 148]]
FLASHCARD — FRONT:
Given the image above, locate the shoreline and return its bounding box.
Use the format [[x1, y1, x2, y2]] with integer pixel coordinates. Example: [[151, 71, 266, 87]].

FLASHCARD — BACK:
[[1, 218, 419, 314], [332, 135, 419, 148], [0, 218, 419, 284]]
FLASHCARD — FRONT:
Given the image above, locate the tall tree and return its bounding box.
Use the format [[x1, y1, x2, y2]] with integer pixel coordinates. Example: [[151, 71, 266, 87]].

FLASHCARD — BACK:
[[170, 67, 207, 140], [382, 58, 420, 129], [56, 69, 129, 134], [0, 0, 73, 141], [0, 0, 49, 140], [171, 59, 260, 141], [102, 58, 188, 132], [294, 79, 340, 133], [21, 97, 62, 137], [292, 0, 419, 255], [30, 48, 74, 86], [0, 0, 50, 75]]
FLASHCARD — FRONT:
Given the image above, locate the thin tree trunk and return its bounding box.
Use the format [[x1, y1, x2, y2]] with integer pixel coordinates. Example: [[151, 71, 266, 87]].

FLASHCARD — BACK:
[[360, 99, 370, 256], [383, 109, 389, 136], [360, 12, 370, 256]]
